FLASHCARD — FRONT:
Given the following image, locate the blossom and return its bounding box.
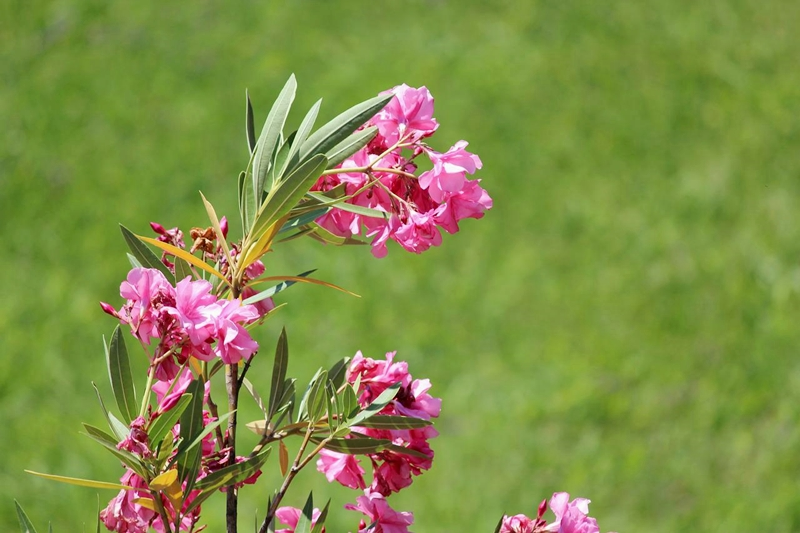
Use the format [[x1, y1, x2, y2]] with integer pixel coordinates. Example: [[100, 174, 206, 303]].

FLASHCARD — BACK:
[[345, 490, 414, 533], [274, 506, 323, 533], [373, 84, 438, 144], [100, 469, 156, 533], [544, 493, 600, 533], [499, 514, 537, 533], [208, 299, 260, 364], [418, 141, 482, 203], [316, 449, 367, 489]]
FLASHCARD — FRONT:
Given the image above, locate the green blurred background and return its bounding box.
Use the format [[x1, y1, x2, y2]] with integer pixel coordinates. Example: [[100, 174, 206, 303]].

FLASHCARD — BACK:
[[3, 0, 800, 531]]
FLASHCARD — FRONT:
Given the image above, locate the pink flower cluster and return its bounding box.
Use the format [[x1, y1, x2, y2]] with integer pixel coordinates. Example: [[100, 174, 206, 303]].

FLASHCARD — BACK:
[[317, 351, 441, 496], [276, 492, 413, 533], [313, 84, 492, 257], [499, 493, 610, 533], [102, 267, 260, 379]]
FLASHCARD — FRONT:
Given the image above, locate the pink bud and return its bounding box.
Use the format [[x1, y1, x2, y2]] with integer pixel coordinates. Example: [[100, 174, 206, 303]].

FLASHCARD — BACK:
[[149, 222, 166, 234], [99, 302, 118, 318], [220, 216, 229, 238], [537, 499, 548, 519]]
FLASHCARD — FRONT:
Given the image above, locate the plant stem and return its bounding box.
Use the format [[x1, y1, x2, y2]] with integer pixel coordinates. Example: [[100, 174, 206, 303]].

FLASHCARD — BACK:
[[225, 362, 241, 533]]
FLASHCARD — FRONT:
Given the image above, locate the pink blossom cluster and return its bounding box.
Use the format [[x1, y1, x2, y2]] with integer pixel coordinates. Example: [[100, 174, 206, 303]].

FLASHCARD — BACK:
[[317, 351, 441, 496], [313, 84, 492, 257], [102, 267, 261, 380], [276, 491, 413, 533], [101, 368, 261, 533], [499, 493, 611, 533]]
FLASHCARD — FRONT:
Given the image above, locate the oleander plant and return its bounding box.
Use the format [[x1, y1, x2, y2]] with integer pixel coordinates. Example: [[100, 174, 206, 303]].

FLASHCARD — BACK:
[[15, 76, 610, 533]]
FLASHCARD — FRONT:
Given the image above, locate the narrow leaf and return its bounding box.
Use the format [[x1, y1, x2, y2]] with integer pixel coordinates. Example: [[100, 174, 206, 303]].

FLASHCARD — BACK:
[[190, 448, 271, 498], [347, 382, 401, 427], [354, 415, 432, 430], [325, 126, 379, 168], [14, 500, 38, 533], [328, 358, 349, 389], [246, 90, 256, 154], [382, 442, 432, 460], [320, 437, 390, 455], [173, 257, 193, 282], [295, 493, 315, 533], [120, 225, 172, 278], [176, 380, 204, 488], [92, 382, 128, 441], [247, 274, 359, 298], [147, 394, 192, 446], [25, 471, 132, 491], [127, 253, 143, 269], [268, 328, 289, 420], [107, 325, 137, 423], [299, 93, 393, 163], [307, 370, 329, 423], [278, 208, 330, 234], [199, 192, 232, 262], [136, 236, 229, 285], [310, 499, 330, 533], [308, 223, 367, 246], [283, 99, 322, 176], [279, 440, 289, 476], [241, 270, 315, 305], [242, 377, 267, 417], [268, 132, 294, 190], [253, 75, 297, 200]]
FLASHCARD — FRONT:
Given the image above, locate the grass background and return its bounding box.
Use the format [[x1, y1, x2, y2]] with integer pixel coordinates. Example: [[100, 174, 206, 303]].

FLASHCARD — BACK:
[[3, 0, 800, 531]]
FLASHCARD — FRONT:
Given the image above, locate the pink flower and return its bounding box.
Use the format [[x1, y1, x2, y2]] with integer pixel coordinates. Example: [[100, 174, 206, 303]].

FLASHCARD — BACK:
[[499, 514, 537, 533], [419, 141, 482, 203], [392, 211, 443, 254], [544, 493, 600, 533], [117, 416, 151, 458], [433, 179, 492, 234], [316, 449, 367, 489], [373, 84, 438, 144], [100, 469, 156, 533], [168, 277, 217, 346], [345, 490, 414, 533], [275, 506, 323, 533], [118, 268, 175, 343], [207, 299, 260, 364]]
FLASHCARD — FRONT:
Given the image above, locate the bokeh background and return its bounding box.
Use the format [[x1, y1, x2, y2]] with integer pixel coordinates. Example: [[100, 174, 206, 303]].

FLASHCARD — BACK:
[[3, 1, 800, 531]]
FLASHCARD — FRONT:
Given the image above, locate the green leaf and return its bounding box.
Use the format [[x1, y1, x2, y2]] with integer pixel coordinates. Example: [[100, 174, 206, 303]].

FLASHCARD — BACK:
[[299, 93, 393, 164], [297, 368, 324, 422], [253, 75, 297, 202], [246, 90, 256, 154], [92, 382, 128, 441], [192, 447, 271, 492], [242, 270, 315, 306], [119, 224, 171, 278], [242, 377, 267, 417], [278, 209, 330, 234], [173, 257, 193, 282], [252, 154, 329, 238], [176, 379, 204, 489], [382, 442, 432, 460], [147, 393, 192, 446], [126, 253, 142, 269], [494, 515, 504, 533], [283, 99, 322, 176], [106, 325, 137, 424], [328, 357, 350, 389], [295, 493, 315, 533], [15, 500, 38, 533], [320, 436, 391, 455], [325, 126, 379, 168], [25, 471, 132, 491], [305, 192, 388, 219], [182, 410, 235, 454], [310, 499, 330, 533], [268, 328, 289, 421], [307, 223, 367, 246], [354, 415, 433, 430], [346, 382, 401, 427], [268, 132, 295, 190], [82, 423, 118, 447], [307, 370, 329, 423], [82, 431, 147, 479], [340, 384, 359, 420]]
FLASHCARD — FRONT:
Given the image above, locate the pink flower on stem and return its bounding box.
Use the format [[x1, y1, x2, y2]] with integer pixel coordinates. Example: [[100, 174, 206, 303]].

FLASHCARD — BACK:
[[316, 449, 367, 489], [345, 490, 414, 533], [100, 469, 156, 533], [419, 141, 483, 203], [373, 84, 438, 144], [544, 493, 600, 533], [433, 179, 493, 234], [499, 514, 538, 533], [208, 299, 259, 364], [274, 506, 323, 533]]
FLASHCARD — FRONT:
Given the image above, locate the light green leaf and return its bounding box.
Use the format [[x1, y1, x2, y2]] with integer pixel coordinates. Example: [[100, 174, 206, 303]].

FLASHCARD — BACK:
[[253, 75, 297, 202], [278, 208, 330, 234], [307, 223, 367, 246], [14, 500, 38, 533], [242, 270, 316, 305], [82, 430, 147, 479], [106, 325, 137, 424], [320, 436, 391, 455], [92, 382, 128, 442], [119, 225, 171, 278], [325, 126, 378, 168], [25, 471, 132, 491], [304, 194, 388, 220], [299, 93, 393, 164], [283, 99, 322, 177], [252, 154, 329, 238], [268, 328, 289, 421], [346, 382, 400, 427], [268, 132, 294, 191], [243, 377, 267, 417], [126, 253, 142, 269], [383, 442, 432, 460]]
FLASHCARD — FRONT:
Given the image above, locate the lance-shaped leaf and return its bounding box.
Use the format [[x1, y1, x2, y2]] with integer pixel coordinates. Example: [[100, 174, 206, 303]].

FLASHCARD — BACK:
[[340, 384, 359, 420], [179, 410, 235, 455], [136, 235, 229, 286], [106, 325, 137, 423], [174, 256, 193, 282], [92, 382, 128, 441], [253, 75, 297, 202], [25, 471, 132, 491], [346, 382, 401, 427], [298, 93, 393, 164], [15, 500, 38, 533], [328, 357, 350, 390], [82, 425, 147, 479], [278, 208, 330, 234], [310, 499, 330, 533], [353, 415, 432, 430], [307, 370, 329, 423], [382, 442, 432, 460], [127, 253, 143, 269], [193, 447, 271, 492], [295, 492, 316, 533], [279, 440, 289, 476], [282, 99, 322, 177], [120, 225, 172, 278], [242, 270, 316, 306], [246, 90, 256, 154], [252, 154, 329, 238], [176, 379, 204, 488], [494, 515, 505, 533], [243, 377, 267, 417], [325, 126, 378, 168], [319, 436, 391, 455], [268, 132, 295, 190], [307, 223, 367, 246], [268, 328, 289, 421], [147, 393, 192, 447], [297, 368, 325, 422]]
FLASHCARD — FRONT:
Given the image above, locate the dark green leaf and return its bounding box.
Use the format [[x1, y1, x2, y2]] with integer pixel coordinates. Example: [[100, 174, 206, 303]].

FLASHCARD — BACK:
[[382, 442, 432, 460], [310, 499, 330, 533], [307, 370, 329, 423], [107, 325, 137, 423], [182, 410, 234, 454], [173, 257, 193, 282], [192, 447, 271, 492], [15, 500, 38, 533], [82, 423, 118, 447], [347, 382, 401, 427], [246, 90, 256, 154], [268, 328, 289, 421], [92, 382, 128, 441], [297, 368, 324, 422], [307, 223, 367, 246], [82, 431, 147, 479], [299, 93, 393, 163], [176, 379, 204, 489], [494, 514, 504, 533], [355, 415, 432, 430], [252, 154, 329, 238], [328, 357, 350, 389], [325, 126, 379, 168], [147, 393, 192, 446], [295, 492, 315, 533], [119, 225, 171, 278], [321, 436, 391, 455], [253, 75, 297, 204], [268, 132, 295, 190], [340, 384, 359, 420], [278, 209, 330, 234]]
